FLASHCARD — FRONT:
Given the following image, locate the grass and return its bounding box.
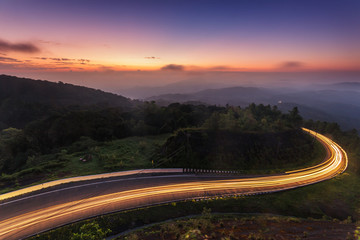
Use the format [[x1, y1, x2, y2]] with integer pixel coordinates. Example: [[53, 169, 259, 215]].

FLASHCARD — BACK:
[[66, 134, 170, 174], [0, 134, 170, 194], [117, 213, 355, 240]]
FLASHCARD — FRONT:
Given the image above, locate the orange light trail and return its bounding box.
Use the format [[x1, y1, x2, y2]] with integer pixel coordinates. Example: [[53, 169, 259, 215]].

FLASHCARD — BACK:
[[0, 128, 348, 240]]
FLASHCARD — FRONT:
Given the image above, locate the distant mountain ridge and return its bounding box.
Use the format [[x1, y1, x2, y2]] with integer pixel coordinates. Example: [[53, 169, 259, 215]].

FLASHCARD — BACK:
[[148, 86, 360, 131], [330, 82, 360, 91], [118, 79, 232, 99], [1, 75, 359, 132], [147, 86, 279, 105]]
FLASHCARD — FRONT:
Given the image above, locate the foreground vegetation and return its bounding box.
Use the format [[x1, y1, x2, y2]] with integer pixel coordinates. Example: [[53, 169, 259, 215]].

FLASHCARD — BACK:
[[0, 134, 168, 194], [28, 120, 360, 240], [118, 212, 355, 240], [157, 128, 325, 172]]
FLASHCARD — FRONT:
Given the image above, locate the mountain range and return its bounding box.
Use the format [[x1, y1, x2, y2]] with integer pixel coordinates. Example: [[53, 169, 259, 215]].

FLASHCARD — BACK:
[[147, 86, 360, 131], [1, 74, 359, 132]]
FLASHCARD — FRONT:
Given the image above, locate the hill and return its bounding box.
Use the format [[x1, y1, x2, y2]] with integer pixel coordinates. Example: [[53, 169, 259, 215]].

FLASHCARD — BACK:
[[147, 86, 277, 106], [148, 86, 360, 131], [0, 75, 134, 129], [0, 74, 133, 107], [118, 79, 231, 99]]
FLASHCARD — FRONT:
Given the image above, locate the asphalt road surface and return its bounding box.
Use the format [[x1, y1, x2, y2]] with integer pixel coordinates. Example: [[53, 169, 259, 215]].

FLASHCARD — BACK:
[[0, 128, 348, 240]]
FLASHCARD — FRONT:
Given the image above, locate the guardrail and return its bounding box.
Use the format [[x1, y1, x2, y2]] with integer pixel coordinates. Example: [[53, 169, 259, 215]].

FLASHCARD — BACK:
[[183, 168, 242, 175]]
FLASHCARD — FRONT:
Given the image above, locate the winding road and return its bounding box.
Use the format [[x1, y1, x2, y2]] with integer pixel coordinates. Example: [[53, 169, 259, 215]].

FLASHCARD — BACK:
[[0, 128, 348, 240]]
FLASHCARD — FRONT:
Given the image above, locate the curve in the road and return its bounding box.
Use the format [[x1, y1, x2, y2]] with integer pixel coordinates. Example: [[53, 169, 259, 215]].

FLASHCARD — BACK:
[[0, 168, 184, 201], [0, 128, 348, 240]]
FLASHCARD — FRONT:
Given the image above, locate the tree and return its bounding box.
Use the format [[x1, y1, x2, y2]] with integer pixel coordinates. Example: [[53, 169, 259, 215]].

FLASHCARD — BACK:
[[288, 107, 303, 128], [70, 222, 111, 240], [0, 128, 29, 173], [202, 112, 221, 130]]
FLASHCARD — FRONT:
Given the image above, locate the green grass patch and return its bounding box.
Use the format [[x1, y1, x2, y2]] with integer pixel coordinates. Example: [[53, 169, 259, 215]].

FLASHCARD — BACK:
[[117, 213, 354, 240], [0, 134, 170, 194]]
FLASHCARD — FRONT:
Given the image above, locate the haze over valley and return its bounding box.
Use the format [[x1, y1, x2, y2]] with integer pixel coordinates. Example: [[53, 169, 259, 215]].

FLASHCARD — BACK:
[[146, 81, 360, 131]]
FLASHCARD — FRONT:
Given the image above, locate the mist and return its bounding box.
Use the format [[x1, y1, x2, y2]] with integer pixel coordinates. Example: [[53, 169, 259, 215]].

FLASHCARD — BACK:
[[7, 70, 360, 99]]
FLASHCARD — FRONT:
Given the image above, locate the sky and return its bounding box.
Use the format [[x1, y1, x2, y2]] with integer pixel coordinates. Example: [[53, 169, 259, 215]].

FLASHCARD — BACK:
[[0, 0, 359, 92]]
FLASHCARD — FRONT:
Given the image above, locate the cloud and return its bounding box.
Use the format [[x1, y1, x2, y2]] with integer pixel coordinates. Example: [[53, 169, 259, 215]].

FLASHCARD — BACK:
[[33, 57, 48, 60], [0, 39, 40, 53], [50, 57, 76, 61], [145, 56, 160, 59], [161, 64, 184, 71], [33, 57, 90, 64], [206, 65, 247, 71], [279, 61, 304, 69], [38, 40, 61, 46], [78, 59, 91, 64], [0, 56, 22, 63]]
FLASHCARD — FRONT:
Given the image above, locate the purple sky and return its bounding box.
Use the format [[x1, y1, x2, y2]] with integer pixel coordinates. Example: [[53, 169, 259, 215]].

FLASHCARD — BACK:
[[0, 0, 359, 92]]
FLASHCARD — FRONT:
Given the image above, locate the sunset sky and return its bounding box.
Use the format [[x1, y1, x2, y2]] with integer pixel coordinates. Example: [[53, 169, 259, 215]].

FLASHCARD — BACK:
[[0, 0, 359, 91]]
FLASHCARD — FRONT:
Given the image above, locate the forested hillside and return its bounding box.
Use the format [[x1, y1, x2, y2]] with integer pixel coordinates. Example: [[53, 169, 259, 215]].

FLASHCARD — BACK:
[[0, 75, 134, 129], [156, 105, 317, 171]]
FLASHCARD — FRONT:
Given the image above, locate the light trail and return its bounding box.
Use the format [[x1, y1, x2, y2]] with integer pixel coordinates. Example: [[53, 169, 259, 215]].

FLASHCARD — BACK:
[[0, 128, 348, 240], [0, 168, 184, 201]]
